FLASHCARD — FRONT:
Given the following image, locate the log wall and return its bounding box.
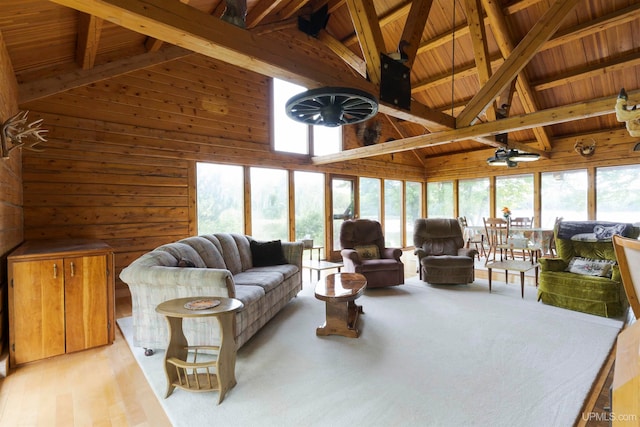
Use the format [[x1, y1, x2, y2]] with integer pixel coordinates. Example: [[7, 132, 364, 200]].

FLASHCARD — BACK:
[[19, 55, 425, 295], [0, 32, 22, 357]]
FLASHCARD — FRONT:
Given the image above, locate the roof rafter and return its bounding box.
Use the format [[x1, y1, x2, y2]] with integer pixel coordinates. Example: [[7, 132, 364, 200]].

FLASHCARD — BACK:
[[345, 0, 386, 86], [481, 0, 552, 151], [47, 0, 454, 130], [400, 0, 433, 69], [457, 0, 582, 127], [75, 12, 103, 69], [312, 89, 632, 164]]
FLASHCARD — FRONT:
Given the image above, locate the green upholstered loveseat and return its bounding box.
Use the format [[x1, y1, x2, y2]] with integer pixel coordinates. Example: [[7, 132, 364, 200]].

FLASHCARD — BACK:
[[538, 221, 639, 317]]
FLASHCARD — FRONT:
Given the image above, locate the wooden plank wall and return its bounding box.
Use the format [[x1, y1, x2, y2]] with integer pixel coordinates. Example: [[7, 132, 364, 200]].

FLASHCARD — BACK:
[[19, 54, 425, 295], [0, 31, 22, 357]]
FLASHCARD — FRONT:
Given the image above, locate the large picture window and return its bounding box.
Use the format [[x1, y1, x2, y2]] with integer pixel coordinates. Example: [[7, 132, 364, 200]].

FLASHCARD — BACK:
[[384, 180, 402, 247], [427, 181, 453, 218], [295, 171, 325, 253], [196, 162, 244, 234], [596, 165, 640, 222], [541, 170, 588, 227], [250, 167, 289, 240], [405, 181, 422, 246], [359, 177, 381, 220], [272, 78, 341, 156], [458, 178, 489, 226], [496, 174, 533, 219]]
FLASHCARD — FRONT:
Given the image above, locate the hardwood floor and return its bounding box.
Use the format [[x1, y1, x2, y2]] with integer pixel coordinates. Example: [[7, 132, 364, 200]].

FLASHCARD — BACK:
[[0, 297, 171, 427], [0, 262, 621, 426]]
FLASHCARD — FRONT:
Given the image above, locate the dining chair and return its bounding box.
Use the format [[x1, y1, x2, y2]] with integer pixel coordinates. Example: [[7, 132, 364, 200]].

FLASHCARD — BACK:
[[612, 235, 640, 319], [483, 217, 509, 261], [507, 217, 535, 261], [457, 216, 486, 259], [509, 217, 532, 228]]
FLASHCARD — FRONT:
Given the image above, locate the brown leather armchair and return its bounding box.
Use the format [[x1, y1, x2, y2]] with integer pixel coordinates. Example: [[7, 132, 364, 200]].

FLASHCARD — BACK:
[[414, 218, 477, 285], [339, 219, 404, 288]]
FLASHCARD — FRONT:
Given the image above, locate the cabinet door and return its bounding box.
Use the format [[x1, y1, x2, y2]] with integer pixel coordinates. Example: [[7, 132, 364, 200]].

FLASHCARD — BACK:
[[65, 255, 109, 353], [12, 259, 65, 364]]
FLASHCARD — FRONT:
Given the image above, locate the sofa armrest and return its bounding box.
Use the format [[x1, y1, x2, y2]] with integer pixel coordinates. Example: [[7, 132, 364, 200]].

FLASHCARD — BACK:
[[382, 247, 402, 260], [458, 248, 478, 258], [341, 248, 362, 265], [120, 265, 236, 297], [281, 241, 303, 268], [539, 257, 568, 272]]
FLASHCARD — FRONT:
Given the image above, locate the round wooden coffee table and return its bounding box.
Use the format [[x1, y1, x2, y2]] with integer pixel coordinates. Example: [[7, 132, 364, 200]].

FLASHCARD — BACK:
[[155, 296, 243, 404], [314, 272, 367, 338]]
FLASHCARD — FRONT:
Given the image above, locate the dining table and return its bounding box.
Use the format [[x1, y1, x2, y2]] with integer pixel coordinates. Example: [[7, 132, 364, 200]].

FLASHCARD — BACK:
[[465, 225, 554, 257]]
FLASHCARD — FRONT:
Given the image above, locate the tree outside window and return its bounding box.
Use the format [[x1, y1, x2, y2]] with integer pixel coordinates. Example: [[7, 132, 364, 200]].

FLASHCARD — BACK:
[[250, 167, 288, 240], [427, 181, 453, 218], [197, 162, 244, 234]]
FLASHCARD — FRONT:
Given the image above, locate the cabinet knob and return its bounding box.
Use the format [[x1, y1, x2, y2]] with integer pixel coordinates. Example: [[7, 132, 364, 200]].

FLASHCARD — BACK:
[[70, 262, 75, 277], [53, 263, 57, 278]]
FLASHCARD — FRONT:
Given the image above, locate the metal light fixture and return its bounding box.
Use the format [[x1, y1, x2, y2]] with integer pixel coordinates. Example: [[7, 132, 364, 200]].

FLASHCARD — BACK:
[[285, 87, 378, 127], [487, 148, 540, 167]]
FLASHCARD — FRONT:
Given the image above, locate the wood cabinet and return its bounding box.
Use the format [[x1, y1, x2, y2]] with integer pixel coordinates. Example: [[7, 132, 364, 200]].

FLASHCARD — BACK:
[[8, 239, 115, 367]]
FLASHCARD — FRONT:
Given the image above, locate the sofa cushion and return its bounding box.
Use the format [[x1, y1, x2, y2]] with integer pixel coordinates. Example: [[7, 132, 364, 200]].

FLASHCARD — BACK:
[[250, 239, 288, 266], [214, 233, 246, 274], [178, 236, 226, 269], [247, 264, 299, 280], [177, 258, 197, 267], [234, 271, 285, 293], [155, 243, 207, 268], [566, 257, 615, 277]]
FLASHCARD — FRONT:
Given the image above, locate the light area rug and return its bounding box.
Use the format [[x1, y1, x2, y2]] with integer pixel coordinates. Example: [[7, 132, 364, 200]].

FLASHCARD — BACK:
[[117, 277, 623, 427]]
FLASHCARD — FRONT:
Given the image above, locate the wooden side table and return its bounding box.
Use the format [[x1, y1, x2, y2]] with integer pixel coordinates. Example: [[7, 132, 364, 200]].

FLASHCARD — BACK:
[[155, 297, 243, 404]]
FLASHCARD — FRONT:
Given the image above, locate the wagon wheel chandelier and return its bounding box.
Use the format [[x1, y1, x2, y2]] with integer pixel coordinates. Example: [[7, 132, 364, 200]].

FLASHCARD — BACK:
[[285, 87, 378, 127]]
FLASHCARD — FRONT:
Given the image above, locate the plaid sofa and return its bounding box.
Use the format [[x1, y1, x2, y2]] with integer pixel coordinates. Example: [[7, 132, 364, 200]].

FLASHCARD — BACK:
[[119, 233, 303, 351]]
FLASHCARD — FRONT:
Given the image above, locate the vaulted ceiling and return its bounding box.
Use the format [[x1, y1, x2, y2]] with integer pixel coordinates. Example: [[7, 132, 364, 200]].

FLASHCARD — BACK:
[[3, 0, 639, 166]]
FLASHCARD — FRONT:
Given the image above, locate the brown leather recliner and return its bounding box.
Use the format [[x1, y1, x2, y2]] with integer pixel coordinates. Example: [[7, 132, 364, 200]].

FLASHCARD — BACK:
[[414, 218, 477, 285], [339, 219, 404, 288]]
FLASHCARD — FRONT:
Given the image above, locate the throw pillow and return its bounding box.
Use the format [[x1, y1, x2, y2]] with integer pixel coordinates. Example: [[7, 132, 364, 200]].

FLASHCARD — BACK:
[[177, 258, 197, 267], [571, 233, 600, 242], [250, 239, 288, 267], [354, 244, 380, 260], [594, 223, 627, 240], [565, 257, 615, 278]]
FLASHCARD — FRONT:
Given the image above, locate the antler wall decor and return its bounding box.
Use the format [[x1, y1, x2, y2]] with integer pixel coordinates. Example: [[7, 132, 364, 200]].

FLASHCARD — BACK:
[[1, 110, 48, 159], [574, 139, 596, 157], [615, 88, 640, 137]]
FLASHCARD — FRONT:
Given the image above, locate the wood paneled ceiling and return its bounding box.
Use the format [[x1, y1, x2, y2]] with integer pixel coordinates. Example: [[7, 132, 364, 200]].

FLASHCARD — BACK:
[[2, 0, 639, 166]]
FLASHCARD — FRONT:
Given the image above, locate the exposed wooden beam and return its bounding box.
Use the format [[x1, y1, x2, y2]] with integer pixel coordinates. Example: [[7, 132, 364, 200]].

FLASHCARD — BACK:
[[345, 0, 386, 86], [142, 0, 193, 53], [312, 89, 631, 164], [412, 55, 503, 94], [482, 0, 552, 151], [277, 0, 310, 20], [246, 0, 284, 28], [384, 115, 426, 167], [317, 30, 366, 77], [542, 2, 640, 52], [342, 1, 412, 46], [457, 0, 581, 127], [75, 13, 104, 70], [532, 51, 640, 92], [48, 0, 454, 130], [463, 0, 495, 121], [400, 0, 433, 69], [19, 46, 193, 104]]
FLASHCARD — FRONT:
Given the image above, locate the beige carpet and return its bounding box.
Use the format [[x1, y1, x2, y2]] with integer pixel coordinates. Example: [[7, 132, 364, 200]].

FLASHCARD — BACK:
[[118, 277, 623, 427]]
